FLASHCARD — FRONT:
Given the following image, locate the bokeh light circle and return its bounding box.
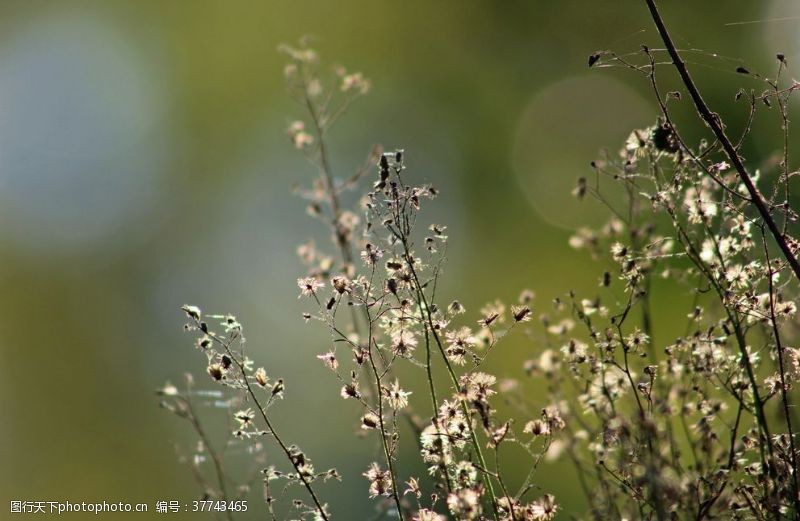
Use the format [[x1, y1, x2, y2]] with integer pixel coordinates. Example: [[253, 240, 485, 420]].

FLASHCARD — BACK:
[[512, 75, 654, 230], [0, 14, 169, 255]]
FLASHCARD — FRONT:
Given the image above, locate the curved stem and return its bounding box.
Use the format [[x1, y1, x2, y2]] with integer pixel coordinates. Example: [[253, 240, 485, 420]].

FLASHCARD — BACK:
[[182, 393, 234, 521]]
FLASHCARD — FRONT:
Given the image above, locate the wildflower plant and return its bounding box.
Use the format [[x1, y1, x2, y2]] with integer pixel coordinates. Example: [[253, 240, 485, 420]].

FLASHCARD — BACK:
[[560, 2, 800, 517], [160, 307, 336, 520], [160, 3, 800, 519], [283, 39, 547, 519]]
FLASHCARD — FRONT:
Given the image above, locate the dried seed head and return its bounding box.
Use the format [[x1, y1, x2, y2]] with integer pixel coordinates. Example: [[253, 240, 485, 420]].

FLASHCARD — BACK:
[[316, 351, 338, 371], [572, 177, 587, 200], [361, 413, 380, 430], [341, 383, 360, 400], [512, 305, 533, 323], [524, 419, 550, 437], [207, 363, 224, 381], [255, 367, 269, 387], [271, 379, 284, 398], [331, 275, 350, 294], [182, 304, 201, 321]]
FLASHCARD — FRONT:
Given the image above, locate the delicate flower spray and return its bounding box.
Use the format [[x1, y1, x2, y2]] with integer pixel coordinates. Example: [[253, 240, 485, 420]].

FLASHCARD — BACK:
[[160, 5, 800, 517]]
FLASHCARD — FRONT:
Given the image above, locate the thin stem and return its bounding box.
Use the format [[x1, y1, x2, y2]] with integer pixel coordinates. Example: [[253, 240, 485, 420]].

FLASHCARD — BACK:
[[182, 392, 234, 521], [364, 303, 406, 520]]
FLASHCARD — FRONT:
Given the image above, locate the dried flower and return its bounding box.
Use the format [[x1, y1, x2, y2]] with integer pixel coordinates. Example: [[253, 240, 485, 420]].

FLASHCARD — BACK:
[[181, 304, 201, 321], [511, 304, 532, 323], [316, 351, 338, 371], [255, 367, 269, 387], [528, 494, 559, 520], [234, 408, 255, 429], [287, 121, 314, 149], [341, 382, 360, 400], [360, 413, 380, 430], [297, 277, 324, 297], [384, 380, 411, 410], [363, 463, 392, 498], [207, 363, 224, 381]]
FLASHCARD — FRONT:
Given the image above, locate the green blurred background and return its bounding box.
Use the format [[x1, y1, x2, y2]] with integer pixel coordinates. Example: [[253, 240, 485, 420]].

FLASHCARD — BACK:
[[2, 0, 799, 518]]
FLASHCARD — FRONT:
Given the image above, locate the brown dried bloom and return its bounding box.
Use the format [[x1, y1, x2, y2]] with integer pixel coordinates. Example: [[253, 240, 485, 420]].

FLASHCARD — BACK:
[[297, 276, 324, 297], [316, 351, 338, 371], [384, 380, 411, 410], [363, 462, 392, 498], [528, 494, 559, 520], [207, 363, 224, 381], [255, 367, 269, 387], [511, 304, 533, 323]]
